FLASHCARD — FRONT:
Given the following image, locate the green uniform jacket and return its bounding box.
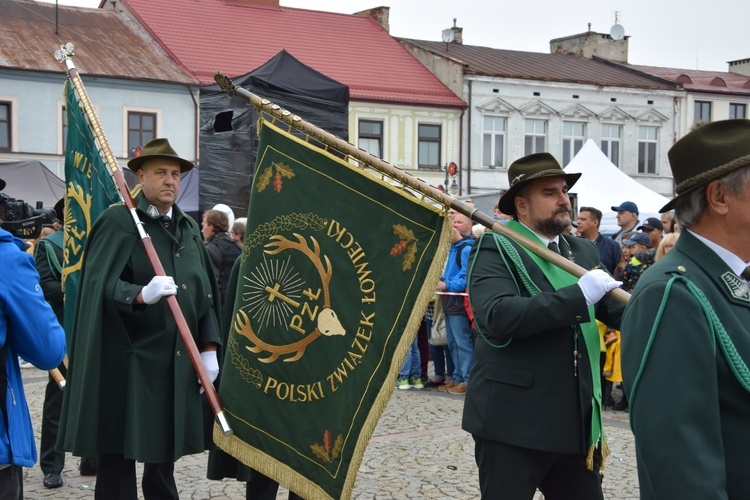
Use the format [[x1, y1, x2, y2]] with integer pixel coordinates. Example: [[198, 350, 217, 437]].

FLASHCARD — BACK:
[[622, 229, 750, 499], [34, 230, 64, 322], [206, 255, 254, 481], [463, 233, 623, 454], [59, 193, 222, 462]]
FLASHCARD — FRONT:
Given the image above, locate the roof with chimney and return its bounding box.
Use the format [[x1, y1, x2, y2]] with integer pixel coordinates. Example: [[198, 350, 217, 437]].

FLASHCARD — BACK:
[[627, 65, 750, 96], [399, 38, 676, 90], [0, 0, 197, 84], [115, 0, 465, 108]]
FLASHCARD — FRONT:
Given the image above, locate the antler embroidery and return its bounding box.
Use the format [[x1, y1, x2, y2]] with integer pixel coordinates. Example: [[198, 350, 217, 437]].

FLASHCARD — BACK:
[[234, 233, 344, 363], [265, 234, 332, 307], [235, 309, 321, 363]]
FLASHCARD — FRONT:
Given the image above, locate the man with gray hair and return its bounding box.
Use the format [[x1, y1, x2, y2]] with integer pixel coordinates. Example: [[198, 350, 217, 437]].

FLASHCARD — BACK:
[[621, 119, 750, 498]]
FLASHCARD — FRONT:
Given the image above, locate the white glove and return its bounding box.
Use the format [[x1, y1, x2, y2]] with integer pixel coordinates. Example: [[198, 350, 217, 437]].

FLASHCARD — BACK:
[[199, 350, 220, 394], [577, 269, 622, 306], [140, 276, 177, 304]]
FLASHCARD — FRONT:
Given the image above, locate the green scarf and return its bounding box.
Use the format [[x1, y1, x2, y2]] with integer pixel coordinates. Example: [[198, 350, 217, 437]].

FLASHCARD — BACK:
[[477, 220, 607, 469]]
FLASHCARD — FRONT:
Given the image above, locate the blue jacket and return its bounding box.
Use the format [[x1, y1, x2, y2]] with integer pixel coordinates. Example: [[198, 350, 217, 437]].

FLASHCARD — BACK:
[[0, 228, 66, 467], [592, 233, 622, 275], [440, 236, 475, 314]]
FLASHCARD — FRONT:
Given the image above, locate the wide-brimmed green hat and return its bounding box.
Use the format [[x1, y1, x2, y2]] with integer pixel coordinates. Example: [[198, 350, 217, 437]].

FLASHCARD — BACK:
[[661, 119, 750, 212], [498, 152, 581, 215], [127, 138, 194, 173]]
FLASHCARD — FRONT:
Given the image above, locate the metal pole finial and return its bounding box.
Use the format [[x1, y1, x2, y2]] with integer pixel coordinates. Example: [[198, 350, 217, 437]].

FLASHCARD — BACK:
[[54, 42, 75, 63]]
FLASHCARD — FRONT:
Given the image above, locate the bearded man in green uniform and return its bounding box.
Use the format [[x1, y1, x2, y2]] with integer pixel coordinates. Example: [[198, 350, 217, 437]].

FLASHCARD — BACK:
[[59, 138, 222, 500], [622, 119, 750, 499], [463, 153, 624, 499]]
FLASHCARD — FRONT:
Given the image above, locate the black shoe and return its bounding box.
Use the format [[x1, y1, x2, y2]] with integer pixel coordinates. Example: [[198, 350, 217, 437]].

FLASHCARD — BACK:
[[78, 467, 96, 476], [79, 457, 97, 476], [613, 400, 629, 412], [43, 472, 64, 488]]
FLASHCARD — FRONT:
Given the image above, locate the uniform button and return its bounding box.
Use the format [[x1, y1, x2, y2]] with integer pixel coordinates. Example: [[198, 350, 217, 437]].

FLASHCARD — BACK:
[[575, 315, 583, 323], [207, 293, 212, 299], [176, 253, 180, 258], [126, 296, 131, 302], [182, 284, 188, 290], [176, 350, 181, 358], [677, 265, 686, 273]]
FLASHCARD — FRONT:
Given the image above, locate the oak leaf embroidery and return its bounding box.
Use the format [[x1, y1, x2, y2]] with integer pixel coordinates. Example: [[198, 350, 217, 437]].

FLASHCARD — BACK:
[[310, 430, 343, 463], [390, 224, 418, 271], [257, 161, 296, 193]]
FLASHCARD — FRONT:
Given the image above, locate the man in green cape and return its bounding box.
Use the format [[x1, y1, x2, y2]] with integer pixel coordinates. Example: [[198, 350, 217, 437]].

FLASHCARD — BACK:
[[59, 139, 222, 500], [463, 153, 624, 499], [622, 119, 750, 498]]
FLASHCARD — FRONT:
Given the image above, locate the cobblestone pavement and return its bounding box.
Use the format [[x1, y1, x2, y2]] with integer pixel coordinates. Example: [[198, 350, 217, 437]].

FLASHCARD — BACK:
[[20, 368, 639, 499]]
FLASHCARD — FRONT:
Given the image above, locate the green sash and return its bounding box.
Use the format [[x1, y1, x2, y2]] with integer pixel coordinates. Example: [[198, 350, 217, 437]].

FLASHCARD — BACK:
[[485, 220, 606, 468]]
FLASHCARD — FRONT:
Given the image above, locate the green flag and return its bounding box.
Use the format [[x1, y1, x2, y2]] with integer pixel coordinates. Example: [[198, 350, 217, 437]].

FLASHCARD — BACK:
[[215, 119, 452, 499], [61, 80, 120, 338]]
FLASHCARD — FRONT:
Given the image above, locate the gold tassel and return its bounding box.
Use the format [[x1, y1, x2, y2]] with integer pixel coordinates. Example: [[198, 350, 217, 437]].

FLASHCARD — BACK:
[[600, 439, 611, 471], [585, 439, 611, 472]]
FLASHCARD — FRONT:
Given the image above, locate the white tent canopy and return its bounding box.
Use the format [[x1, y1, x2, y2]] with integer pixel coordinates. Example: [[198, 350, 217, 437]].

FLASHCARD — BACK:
[[564, 139, 672, 235]]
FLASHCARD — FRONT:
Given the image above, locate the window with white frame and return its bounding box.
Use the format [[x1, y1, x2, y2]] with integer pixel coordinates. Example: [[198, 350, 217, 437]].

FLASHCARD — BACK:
[[418, 123, 441, 168], [637, 126, 658, 174], [358, 120, 383, 158], [482, 116, 506, 168], [128, 111, 157, 157], [0, 102, 10, 151], [600, 123, 621, 167], [524, 119, 546, 155], [562, 121, 585, 166], [730, 103, 747, 120], [694, 101, 712, 124]]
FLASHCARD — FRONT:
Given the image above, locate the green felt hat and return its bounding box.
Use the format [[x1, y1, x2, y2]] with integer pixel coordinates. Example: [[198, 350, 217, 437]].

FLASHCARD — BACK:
[[661, 119, 750, 212], [127, 138, 194, 173], [498, 152, 581, 215]]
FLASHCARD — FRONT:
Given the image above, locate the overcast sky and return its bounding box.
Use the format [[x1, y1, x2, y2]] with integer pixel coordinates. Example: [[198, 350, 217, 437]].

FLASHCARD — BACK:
[[40, 0, 748, 72]]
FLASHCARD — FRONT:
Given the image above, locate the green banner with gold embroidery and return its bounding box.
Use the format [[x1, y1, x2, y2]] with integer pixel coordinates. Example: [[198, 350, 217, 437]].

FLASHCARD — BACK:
[[62, 80, 120, 339], [214, 119, 451, 499]]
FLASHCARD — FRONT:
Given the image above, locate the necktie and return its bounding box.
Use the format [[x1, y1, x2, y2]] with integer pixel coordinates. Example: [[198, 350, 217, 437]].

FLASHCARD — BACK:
[[742, 267, 750, 281], [547, 241, 560, 255]]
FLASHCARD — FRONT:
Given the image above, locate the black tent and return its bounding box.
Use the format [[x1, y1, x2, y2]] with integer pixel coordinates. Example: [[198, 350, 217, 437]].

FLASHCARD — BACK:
[[199, 50, 349, 216]]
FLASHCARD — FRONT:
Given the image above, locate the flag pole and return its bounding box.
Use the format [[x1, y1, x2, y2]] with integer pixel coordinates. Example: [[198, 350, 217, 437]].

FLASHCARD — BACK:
[[54, 44, 232, 435], [213, 72, 630, 305]]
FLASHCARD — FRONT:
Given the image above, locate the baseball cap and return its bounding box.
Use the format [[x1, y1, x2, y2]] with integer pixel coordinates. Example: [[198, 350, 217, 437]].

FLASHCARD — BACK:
[[623, 232, 652, 248], [611, 201, 639, 214], [637, 217, 664, 232]]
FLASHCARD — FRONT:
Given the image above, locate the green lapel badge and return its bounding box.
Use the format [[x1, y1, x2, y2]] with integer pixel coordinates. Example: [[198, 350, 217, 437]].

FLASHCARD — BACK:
[[721, 272, 750, 302]]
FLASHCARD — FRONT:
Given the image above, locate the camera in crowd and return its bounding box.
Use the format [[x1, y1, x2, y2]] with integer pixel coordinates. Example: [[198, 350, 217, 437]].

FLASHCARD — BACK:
[[0, 187, 57, 239]]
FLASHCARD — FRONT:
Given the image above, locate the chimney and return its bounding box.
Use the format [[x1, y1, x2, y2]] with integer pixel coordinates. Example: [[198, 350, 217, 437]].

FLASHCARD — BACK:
[[550, 31, 629, 63], [729, 58, 750, 77], [451, 26, 463, 45], [355, 6, 390, 32]]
